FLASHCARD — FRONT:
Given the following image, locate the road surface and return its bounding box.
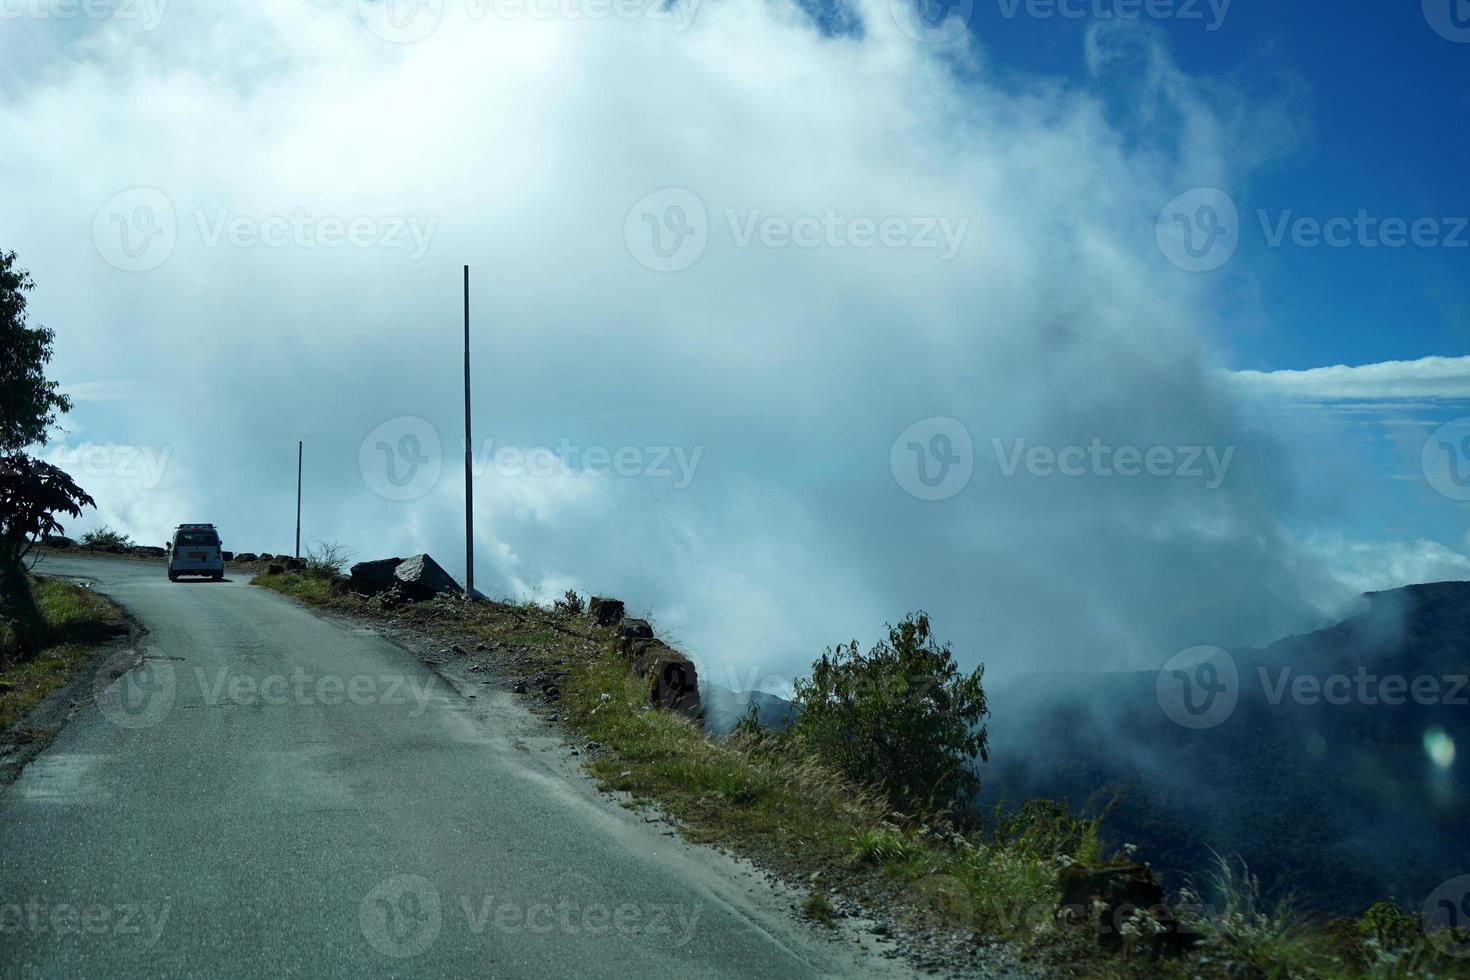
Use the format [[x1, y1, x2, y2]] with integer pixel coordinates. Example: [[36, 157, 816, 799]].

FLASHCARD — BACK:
[[1, 555, 904, 979]]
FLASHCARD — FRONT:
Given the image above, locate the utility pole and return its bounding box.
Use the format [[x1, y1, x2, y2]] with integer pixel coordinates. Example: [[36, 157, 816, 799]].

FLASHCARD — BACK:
[[294, 441, 302, 559], [463, 265, 475, 598]]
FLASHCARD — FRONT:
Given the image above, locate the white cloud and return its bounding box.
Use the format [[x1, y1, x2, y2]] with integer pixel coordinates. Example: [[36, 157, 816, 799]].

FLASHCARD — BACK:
[[4, 0, 1429, 684], [1299, 534, 1470, 596], [1229, 356, 1470, 402]]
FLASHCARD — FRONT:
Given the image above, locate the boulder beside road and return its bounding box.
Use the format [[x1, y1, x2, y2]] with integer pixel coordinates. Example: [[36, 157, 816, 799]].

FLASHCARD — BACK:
[[631, 643, 701, 717], [349, 557, 402, 594], [394, 554, 462, 599]]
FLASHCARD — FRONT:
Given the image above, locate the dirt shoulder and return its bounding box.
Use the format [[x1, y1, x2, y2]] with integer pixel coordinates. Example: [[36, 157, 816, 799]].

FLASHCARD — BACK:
[[0, 568, 136, 785]]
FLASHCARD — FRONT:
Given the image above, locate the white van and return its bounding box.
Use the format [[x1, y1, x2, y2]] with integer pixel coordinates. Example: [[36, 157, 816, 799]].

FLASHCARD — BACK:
[[167, 524, 224, 581]]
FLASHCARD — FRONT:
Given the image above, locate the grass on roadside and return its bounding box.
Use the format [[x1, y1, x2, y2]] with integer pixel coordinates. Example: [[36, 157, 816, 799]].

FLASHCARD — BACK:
[[249, 570, 1470, 979], [252, 569, 335, 604], [245, 572, 1098, 949], [0, 573, 126, 730]]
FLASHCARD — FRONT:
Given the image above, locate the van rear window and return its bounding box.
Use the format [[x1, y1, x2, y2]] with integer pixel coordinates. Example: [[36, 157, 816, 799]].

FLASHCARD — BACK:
[[177, 531, 219, 546]]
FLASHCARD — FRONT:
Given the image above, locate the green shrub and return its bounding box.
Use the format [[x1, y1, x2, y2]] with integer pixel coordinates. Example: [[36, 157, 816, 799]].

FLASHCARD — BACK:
[[1358, 902, 1420, 951], [1174, 856, 1333, 977], [850, 825, 919, 866], [553, 589, 585, 615], [991, 799, 1100, 864], [302, 540, 351, 579], [787, 612, 988, 822], [802, 891, 835, 926], [80, 526, 132, 551]]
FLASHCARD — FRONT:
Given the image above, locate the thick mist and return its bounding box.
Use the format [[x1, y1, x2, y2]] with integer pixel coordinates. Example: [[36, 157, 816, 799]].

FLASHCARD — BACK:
[[4, 0, 1444, 692]]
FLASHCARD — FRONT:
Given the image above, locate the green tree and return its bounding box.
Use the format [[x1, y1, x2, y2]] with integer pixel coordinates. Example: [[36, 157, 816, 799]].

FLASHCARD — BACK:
[[789, 612, 989, 820], [0, 453, 94, 569], [0, 252, 91, 575], [1, 250, 72, 452]]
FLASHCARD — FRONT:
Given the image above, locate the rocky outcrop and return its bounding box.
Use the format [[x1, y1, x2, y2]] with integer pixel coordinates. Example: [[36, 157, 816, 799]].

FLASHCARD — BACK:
[[234, 552, 258, 563], [349, 557, 402, 594], [590, 602, 700, 718], [42, 534, 75, 549], [393, 554, 462, 599], [1057, 863, 1185, 953], [588, 597, 625, 627], [284, 557, 305, 571], [266, 563, 285, 576], [130, 545, 166, 558], [616, 618, 655, 654], [633, 643, 700, 717]]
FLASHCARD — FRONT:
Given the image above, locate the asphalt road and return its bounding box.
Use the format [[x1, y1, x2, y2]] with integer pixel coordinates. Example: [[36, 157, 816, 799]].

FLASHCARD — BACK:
[[1, 555, 905, 979]]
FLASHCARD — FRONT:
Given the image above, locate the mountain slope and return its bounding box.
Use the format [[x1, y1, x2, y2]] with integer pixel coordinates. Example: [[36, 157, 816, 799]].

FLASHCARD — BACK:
[[984, 581, 1470, 915]]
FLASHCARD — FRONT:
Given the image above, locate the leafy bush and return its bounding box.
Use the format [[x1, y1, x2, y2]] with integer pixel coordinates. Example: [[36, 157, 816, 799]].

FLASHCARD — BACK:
[[788, 612, 989, 822], [79, 525, 131, 552], [732, 701, 764, 739], [1175, 856, 1332, 976], [1358, 901, 1420, 951], [850, 825, 918, 866], [553, 589, 585, 615], [303, 540, 352, 579], [991, 799, 1100, 864]]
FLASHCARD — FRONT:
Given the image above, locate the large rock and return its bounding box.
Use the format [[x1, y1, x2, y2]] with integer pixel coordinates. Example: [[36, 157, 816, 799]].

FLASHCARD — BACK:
[[234, 552, 258, 563], [349, 557, 402, 594], [221, 551, 234, 562], [284, 557, 305, 571], [588, 596, 625, 627], [130, 545, 166, 558], [1057, 863, 1185, 953], [43, 534, 75, 549], [630, 641, 701, 718], [393, 554, 462, 599], [617, 619, 655, 655]]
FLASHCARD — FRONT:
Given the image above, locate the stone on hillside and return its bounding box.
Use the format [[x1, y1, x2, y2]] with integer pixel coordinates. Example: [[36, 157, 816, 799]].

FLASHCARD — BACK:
[[630, 643, 700, 717], [235, 552, 258, 563], [284, 557, 305, 571], [393, 554, 462, 599], [221, 551, 234, 562], [1057, 862, 1185, 953], [349, 557, 402, 594], [266, 563, 285, 576], [43, 534, 75, 548], [617, 619, 655, 655], [131, 545, 166, 558], [588, 596, 625, 627]]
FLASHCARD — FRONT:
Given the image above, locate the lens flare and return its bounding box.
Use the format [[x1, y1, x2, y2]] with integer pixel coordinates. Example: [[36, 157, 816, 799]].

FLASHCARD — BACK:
[[1423, 728, 1456, 770]]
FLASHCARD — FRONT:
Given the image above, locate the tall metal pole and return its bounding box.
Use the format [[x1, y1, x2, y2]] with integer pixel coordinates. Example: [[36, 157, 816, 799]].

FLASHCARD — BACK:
[[463, 265, 475, 598], [294, 441, 302, 559]]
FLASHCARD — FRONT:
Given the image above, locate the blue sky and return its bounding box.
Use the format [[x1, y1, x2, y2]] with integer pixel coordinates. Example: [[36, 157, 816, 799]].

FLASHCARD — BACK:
[[962, 0, 1469, 370]]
